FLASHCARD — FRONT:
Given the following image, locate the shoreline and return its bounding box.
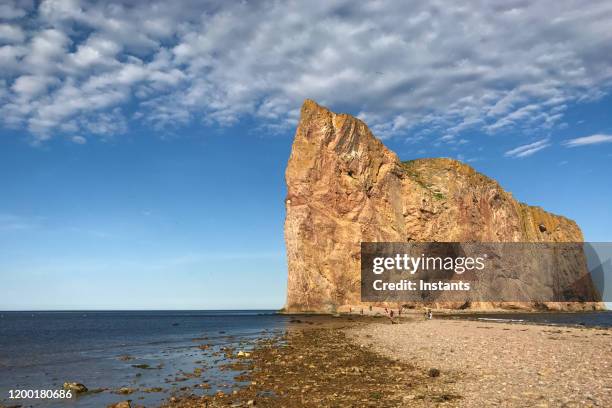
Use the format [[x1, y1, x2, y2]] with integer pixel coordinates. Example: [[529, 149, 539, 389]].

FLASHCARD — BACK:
[[279, 307, 609, 316], [162, 315, 457, 407], [4, 312, 607, 407], [279, 308, 612, 330], [160, 315, 611, 407]]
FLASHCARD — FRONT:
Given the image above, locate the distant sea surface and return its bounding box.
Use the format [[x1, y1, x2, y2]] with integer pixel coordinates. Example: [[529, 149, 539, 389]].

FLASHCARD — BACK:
[[441, 311, 612, 328], [0, 310, 289, 407]]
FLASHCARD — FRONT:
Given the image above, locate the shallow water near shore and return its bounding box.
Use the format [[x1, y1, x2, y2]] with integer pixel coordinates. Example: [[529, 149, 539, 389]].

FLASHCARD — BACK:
[[0, 310, 289, 407], [440, 310, 612, 327]]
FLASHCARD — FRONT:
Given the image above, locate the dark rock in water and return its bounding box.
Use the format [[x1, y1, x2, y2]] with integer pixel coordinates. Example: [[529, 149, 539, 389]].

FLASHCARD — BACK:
[[428, 368, 441, 377], [131, 364, 151, 369], [63, 382, 88, 394], [172, 323, 179, 326], [142, 387, 163, 393], [115, 387, 135, 395]]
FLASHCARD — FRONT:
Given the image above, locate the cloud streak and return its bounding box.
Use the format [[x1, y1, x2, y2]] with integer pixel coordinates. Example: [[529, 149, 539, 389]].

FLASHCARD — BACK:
[[564, 134, 612, 147], [0, 213, 41, 231], [505, 138, 551, 158], [1, 0, 612, 144]]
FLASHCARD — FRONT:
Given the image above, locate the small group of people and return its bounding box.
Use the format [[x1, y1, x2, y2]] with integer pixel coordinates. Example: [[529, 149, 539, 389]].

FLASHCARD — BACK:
[[349, 305, 432, 319], [384, 307, 403, 319]]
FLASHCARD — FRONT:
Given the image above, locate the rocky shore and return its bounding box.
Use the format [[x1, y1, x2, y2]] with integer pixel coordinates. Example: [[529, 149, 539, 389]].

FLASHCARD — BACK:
[[159, 315, 611, 408], [161, 315, 459, 407]]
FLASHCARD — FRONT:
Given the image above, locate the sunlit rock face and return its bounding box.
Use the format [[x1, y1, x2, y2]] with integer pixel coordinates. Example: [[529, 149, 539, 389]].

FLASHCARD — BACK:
[[284, 100, 603, 313]]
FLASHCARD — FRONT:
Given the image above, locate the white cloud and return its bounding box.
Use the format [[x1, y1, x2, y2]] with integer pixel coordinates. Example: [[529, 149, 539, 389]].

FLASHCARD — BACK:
[[69, 35, 121, 68], [1, 0, 612, 145], [12, 75, 58, 98], [23, 29, 71, 72], [505, 138, 551, 158], [70, 135, 86, 144], [564, 133, 612, 147], [0, 44, 27, 73], [0, 24, 25, 43], [0, 0, 32, 20]]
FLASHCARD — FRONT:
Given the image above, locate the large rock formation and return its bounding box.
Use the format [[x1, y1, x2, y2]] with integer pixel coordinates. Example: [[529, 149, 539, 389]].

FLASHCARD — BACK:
[[284, 99, 602, 312]]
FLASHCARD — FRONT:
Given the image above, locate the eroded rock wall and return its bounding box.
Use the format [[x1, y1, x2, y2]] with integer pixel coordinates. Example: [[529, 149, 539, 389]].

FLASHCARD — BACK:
[[284, 100, 601, 312]]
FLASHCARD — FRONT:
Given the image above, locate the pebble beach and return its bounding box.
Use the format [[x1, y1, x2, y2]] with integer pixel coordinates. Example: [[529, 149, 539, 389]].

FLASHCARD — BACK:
[[161, 314, 611, 407]]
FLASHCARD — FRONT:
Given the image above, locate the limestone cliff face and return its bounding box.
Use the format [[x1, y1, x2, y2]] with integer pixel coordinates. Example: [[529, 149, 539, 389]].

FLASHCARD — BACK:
[[284, 100, 601, 312]]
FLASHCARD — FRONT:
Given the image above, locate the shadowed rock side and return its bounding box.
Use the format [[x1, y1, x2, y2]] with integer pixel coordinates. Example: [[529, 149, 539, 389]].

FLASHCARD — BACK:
[[284, 99, 603, 313]]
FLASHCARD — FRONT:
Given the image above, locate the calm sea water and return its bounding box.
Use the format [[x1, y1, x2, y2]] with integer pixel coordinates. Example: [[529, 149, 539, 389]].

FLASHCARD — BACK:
[[0, 310, 289, 407]]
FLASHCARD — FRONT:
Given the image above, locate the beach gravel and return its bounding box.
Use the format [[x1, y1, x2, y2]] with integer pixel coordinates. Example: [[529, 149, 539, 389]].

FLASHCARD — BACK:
[[349, 318, 612, 407]]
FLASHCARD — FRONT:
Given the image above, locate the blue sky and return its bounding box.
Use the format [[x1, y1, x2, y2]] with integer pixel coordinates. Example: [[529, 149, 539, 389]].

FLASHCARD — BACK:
[[1, 0, 611, 310]]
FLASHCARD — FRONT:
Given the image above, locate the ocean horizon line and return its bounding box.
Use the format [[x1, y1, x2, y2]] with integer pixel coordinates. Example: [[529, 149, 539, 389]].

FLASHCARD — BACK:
[[0, 308, 281, 313]]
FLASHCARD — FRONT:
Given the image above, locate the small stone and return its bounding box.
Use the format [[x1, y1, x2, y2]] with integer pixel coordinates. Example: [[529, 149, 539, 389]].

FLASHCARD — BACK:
[[428, 368, 441, 377], [131, 364, 150, 369], [143, 387, 163, 393], [247, 400, 256, 406], [63, 382, 88, 394]]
